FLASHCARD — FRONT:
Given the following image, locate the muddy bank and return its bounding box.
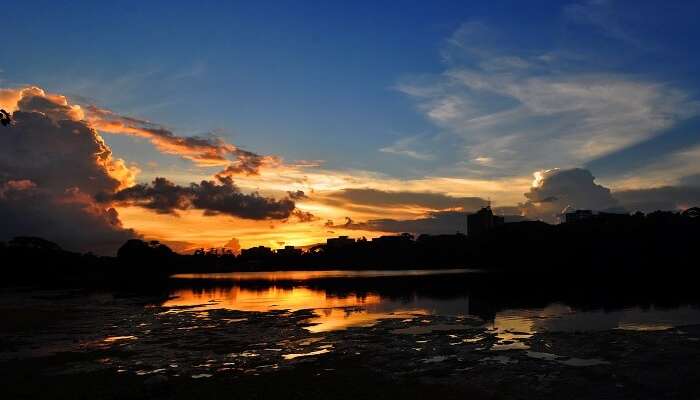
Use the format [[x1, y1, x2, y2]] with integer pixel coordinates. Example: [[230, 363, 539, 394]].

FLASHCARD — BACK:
[[1, 288, 699, 399]]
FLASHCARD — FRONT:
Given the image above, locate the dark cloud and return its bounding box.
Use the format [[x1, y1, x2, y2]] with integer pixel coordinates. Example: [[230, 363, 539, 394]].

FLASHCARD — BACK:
[[102, 176, 298, 220], [521, 168, 620, 223], [0, 110, 132, 196], [338, 210, 526, 235], [679, 174, 700, 187], [341, 211, 468, 235], [338, 210, 523, 235], [0, 87, 137, 254], [291, 209, 317, 222], [613, 186, 700, 213], [322, 188, 488, 211], [0, 180, 136, 254], [287, 190, 307, 200]]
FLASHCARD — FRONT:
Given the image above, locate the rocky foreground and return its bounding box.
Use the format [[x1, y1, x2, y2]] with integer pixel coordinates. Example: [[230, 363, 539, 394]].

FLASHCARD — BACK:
[[2, 288, 699, 400]]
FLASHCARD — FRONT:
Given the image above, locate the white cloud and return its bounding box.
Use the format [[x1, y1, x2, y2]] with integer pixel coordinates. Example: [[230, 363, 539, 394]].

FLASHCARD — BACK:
[[379, 136, 434, 160], [563, 0, 642, 48], [604, 144, 700, 190], [398, 20, 700, 178]]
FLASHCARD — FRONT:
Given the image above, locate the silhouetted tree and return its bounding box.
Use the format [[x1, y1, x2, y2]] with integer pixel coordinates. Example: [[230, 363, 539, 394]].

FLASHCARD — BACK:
[[117, 240, 176, 275], [0, 109, 12, 127]]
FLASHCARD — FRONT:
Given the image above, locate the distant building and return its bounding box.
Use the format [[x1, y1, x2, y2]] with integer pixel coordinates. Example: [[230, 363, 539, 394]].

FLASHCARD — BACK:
[[326, 236, 355, 249], [371, 233, 413, 245], [565, 209, 594, 223], [276, 245, 302, 257], [467, 206, 504, 236], [240, 246, 273, 258]]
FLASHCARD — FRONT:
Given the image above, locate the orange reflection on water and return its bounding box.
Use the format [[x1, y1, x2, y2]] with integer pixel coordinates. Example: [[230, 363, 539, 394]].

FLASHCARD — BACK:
[[172, 269, 473, 282], [162, 286, 428, 332], [164, 286, 382, 312]]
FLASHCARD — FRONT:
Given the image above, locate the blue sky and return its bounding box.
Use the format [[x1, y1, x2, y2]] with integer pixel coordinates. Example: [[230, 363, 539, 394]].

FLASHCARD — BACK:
[[3, 0, 700, 186]]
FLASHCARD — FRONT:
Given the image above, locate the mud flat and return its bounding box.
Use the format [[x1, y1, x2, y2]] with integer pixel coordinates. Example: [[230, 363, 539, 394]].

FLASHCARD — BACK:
[[1, 288, 699, 399]]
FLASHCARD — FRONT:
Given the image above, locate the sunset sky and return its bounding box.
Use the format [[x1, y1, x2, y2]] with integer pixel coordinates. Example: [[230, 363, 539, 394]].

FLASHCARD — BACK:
[[2, 0, 700, 254]]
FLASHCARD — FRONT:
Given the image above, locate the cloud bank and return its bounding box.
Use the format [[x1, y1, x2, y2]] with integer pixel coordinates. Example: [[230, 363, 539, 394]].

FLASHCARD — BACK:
[[101, 176, 299, 220], [320, 188, 488, 212]]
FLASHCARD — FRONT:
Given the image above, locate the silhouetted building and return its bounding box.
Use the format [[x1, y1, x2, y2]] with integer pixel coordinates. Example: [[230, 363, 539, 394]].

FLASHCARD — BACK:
[[565, 209, 594, 223], [371, 233, 413, 245], [276, 245, 302, 257], [467, 206, 504, 236], [240, 246, 273, 259], [326, 236, 356, 249]]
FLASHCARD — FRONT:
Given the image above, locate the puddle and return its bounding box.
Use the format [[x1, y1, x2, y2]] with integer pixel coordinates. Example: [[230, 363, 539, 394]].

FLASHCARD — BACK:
[[392, 324, 477, 335], [558, 357, 610, 367], [103, 336, 137, 343], [423, 355, 452, 363], [480, 355, 518, 365], [526, 351, 610, 367], [490, 341, 530, 351], [282, 349, 331, 360]]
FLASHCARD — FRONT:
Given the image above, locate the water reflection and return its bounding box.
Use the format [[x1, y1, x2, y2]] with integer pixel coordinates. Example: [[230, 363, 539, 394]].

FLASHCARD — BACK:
[[163, 270, 700, 340], [172, 269, 476, 281], [163, 286, 431, 332]]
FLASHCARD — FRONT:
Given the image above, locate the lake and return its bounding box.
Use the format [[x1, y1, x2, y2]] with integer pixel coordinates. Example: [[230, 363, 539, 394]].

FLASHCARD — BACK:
[[163, 269, 700, 343]]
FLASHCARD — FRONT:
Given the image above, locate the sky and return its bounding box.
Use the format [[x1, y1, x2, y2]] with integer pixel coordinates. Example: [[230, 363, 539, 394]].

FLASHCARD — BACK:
[[1, 0, 700, 254]]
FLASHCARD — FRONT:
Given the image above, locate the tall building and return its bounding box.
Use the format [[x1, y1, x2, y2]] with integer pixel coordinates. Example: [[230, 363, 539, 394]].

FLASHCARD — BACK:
[[467, 206, 504, 236]]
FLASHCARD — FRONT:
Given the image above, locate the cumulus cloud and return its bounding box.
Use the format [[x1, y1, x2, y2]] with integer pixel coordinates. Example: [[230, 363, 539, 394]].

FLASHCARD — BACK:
[[520, 168, 620, 223], [320, 188, 488, 211], [101, 176, 300, 220], [0, 87, 137, 253]]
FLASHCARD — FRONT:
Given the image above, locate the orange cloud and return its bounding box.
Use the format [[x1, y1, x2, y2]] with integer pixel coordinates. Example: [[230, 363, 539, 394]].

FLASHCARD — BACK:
[[84, 105, 281, 173]]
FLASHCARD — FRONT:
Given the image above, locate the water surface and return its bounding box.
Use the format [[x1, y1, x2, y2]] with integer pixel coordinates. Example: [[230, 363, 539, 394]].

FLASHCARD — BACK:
[[164, 269, 700, 341]]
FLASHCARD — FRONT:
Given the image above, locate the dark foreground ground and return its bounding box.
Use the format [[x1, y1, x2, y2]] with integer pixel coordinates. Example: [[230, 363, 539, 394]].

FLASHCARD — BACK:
[[2, 287, 700, 400]]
